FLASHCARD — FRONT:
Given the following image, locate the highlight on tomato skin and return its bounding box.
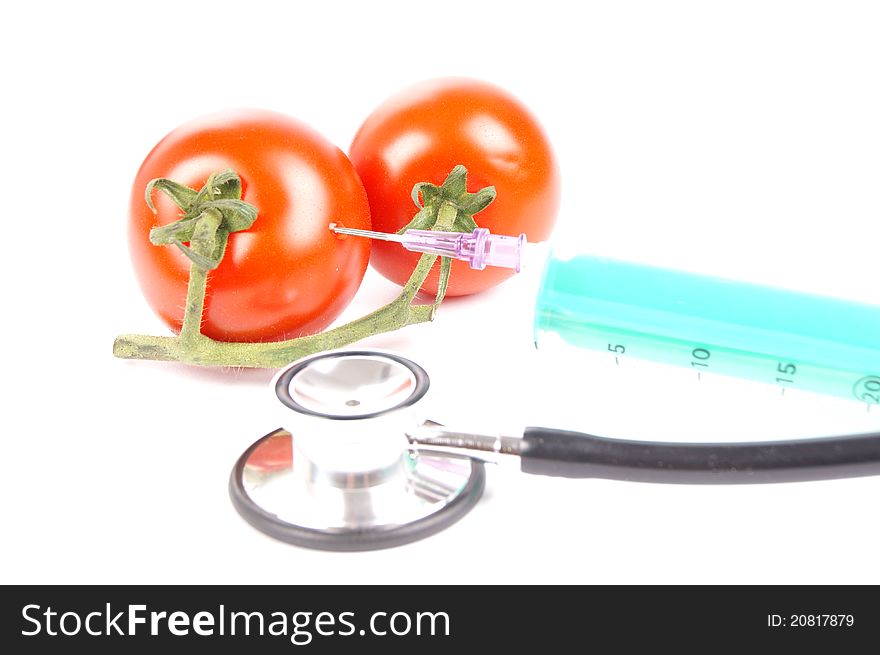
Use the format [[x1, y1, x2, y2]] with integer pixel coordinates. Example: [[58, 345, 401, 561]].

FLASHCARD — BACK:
[[349, 77, 561, 297], [129, 109, 372, 343]]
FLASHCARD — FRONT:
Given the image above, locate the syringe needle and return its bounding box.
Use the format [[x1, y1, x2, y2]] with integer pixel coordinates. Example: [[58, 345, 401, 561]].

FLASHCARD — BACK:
[[328, 222, 527, 271], [329, 223, 406, 243]]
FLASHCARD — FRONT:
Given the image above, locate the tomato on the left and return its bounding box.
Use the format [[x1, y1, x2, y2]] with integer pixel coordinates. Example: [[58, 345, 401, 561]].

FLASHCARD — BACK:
[[129, 110, 371, 342]]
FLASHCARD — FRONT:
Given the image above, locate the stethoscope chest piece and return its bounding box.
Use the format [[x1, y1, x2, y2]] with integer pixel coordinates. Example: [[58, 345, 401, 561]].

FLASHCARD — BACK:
[[229, 351, 485, 551]]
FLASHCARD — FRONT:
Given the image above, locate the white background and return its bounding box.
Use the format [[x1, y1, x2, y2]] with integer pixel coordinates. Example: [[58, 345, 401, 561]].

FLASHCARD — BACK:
[[2, 1, 879, 584]]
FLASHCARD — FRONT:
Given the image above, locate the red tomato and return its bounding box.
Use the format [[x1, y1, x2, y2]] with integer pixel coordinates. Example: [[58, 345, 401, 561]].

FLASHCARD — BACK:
[[129, 109, 371, 342], [349, 78, 560, 296]]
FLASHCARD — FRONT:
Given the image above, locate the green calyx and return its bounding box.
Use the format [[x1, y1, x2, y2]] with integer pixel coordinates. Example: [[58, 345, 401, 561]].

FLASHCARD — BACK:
[[146, 170, 257, 270], [404, 164, 496, 234], [113, 164, 496, 368], [403, 165, 496, 305]]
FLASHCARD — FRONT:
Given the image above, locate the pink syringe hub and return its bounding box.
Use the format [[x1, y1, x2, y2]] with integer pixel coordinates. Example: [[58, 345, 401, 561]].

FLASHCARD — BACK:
[[402, 228, 526, 272]]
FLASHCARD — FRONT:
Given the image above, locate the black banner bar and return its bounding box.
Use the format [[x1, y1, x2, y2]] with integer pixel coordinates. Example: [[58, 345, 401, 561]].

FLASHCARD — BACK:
[[2, 585, 877, 652]]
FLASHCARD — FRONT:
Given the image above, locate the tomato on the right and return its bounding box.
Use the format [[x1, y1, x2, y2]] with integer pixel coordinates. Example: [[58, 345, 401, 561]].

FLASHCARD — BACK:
[[349, 78, 560, 296]]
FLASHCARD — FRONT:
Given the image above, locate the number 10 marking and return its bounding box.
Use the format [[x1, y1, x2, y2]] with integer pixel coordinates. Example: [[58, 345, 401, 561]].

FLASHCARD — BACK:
[[691, 347, 710, 368]]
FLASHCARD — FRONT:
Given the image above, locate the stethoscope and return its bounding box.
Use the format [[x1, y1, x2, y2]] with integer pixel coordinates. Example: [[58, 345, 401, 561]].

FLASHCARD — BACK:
[[229, 349, 880, 551]]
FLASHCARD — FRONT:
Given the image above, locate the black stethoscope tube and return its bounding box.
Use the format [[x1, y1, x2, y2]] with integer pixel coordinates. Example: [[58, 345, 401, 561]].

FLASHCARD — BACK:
[[521, 427, 880, 483]]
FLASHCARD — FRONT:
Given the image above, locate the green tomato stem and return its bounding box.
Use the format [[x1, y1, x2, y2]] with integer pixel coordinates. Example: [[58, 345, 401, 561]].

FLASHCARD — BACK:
[[113, 245, 444, 368], [178, 208, 222, 345], [434, 200, 458, 231]]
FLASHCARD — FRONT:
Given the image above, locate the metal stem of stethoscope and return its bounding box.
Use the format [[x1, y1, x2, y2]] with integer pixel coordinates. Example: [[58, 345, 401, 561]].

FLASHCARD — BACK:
[[230, 349, 880, 551]]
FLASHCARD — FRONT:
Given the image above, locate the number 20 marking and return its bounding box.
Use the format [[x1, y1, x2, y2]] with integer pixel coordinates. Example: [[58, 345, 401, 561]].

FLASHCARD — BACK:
[[855, 376, 880, 404]]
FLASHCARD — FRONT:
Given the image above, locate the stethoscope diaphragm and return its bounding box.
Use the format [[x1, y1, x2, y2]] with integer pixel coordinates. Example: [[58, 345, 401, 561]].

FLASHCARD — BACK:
[[229, 351, 485, 551]]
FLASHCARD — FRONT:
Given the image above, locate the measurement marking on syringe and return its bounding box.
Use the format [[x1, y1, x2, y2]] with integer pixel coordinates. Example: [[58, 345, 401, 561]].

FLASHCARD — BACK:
[[776, 362, 797, 385], [607, 343, 625, 366], [853, 376, 880, 404], [586, 329, 880, 406], [690, 347, 711, 370]]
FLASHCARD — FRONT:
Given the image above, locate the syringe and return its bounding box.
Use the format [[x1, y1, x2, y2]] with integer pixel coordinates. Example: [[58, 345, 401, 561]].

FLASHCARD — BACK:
[[330, 224, 526, 272], [330, 223, 880, 406]]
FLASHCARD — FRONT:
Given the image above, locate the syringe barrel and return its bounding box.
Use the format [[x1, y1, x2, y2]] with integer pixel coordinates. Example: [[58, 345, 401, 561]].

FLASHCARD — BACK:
[[534, 254, 880, 404]]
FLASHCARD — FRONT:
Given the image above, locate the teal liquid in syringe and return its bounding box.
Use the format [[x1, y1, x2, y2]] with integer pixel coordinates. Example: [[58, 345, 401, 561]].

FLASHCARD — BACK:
[[534, 255, 880, 405]]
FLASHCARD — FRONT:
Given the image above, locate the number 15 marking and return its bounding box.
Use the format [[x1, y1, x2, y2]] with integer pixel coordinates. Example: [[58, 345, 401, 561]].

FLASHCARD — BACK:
[[776, 362, 797, 384]]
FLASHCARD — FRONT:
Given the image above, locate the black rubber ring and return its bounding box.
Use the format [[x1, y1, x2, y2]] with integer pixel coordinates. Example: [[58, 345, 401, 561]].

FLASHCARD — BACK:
[[229, 429, 486, 552]]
